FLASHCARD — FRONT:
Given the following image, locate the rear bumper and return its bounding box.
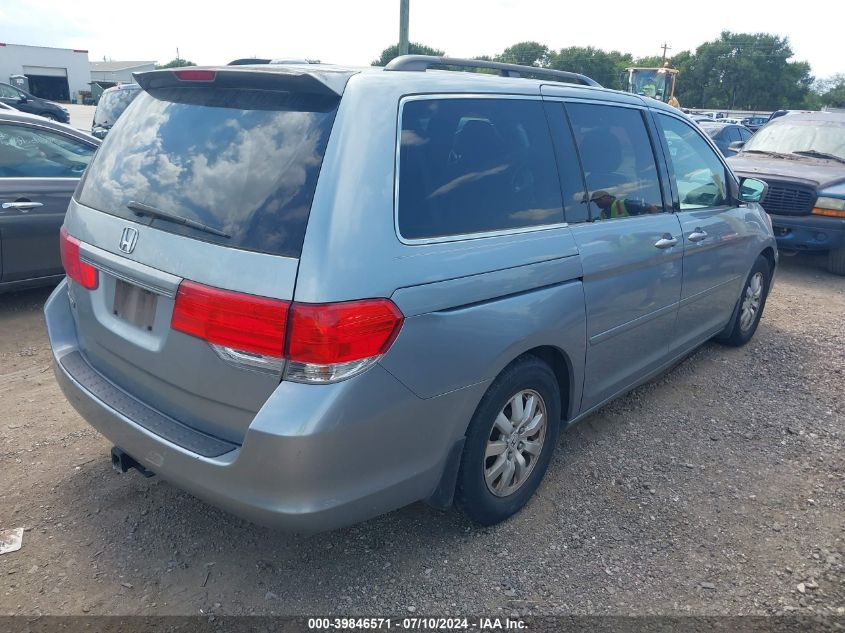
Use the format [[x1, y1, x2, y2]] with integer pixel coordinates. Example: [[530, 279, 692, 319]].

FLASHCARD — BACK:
[[770, 213, 845, 252], [46, 280, 486, 532]]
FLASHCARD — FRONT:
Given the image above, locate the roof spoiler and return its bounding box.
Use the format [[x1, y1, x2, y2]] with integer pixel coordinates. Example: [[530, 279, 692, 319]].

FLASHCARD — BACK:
[[133, 66, 351, 97]]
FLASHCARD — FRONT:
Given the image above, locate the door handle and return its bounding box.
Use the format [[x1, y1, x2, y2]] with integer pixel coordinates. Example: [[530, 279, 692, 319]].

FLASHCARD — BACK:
[[688, 228, 708, 242], [654, 233, 678, 249], [2, 201, 44, 212]]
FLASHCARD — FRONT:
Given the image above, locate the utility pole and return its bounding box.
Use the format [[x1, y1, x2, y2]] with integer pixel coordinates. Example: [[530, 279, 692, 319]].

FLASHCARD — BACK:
[[399, 0, 410, 56], [176, 47, 180, 62], [660, 42, 671, 65]]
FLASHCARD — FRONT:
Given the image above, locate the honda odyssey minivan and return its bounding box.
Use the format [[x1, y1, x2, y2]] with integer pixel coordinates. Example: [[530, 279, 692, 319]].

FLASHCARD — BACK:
[[45, 57, 776, 531]]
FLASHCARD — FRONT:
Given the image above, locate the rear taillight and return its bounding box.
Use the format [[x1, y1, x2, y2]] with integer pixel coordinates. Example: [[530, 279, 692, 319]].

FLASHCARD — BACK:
[[285, 299, 404, 383], [170, 281, 403, 383], [171, 281, 289, 358], [60, 227, 98, 290]]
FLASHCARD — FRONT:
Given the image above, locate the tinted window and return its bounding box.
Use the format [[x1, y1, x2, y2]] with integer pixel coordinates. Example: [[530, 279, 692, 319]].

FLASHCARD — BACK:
[[543, 102, 591, 224], [78, 88, 339, 258], [0, 85, 20, 99], [739, 128, 753, 141], [94, 88, 140, 126], [0, 124, 95, 178], [657, 114, 728, 210], [397, 98, 564, 240], [566, 103, 664, 221]]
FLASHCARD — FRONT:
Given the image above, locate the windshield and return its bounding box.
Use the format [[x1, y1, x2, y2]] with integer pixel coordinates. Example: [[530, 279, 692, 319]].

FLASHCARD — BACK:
[[77, 88, 339, 258], [744, 118, 845, 160], [632, 70, 672, 101], [93, 88, 140, 126]]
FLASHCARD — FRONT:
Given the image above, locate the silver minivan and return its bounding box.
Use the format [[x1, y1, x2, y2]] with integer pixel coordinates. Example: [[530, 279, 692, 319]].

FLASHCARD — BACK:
[[45, 57, 776, 531]]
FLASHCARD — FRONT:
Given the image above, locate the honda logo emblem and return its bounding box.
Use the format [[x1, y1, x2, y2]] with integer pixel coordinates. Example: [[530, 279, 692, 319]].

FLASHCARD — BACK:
[[119, 227, 138, 254]]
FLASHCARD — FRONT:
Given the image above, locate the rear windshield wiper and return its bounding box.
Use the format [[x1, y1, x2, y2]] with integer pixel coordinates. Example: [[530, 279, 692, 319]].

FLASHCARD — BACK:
[[127, 201, 231, 239], [791, 150, 845, 165]]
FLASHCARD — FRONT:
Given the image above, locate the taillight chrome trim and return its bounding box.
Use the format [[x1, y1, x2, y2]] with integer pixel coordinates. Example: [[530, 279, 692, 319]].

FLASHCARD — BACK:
[[211, 344, 285, 374], [284, 357, 381, 384]]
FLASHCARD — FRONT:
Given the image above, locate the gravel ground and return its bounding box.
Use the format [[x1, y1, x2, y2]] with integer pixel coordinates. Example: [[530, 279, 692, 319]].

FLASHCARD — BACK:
[[0, 253, 842, 618]]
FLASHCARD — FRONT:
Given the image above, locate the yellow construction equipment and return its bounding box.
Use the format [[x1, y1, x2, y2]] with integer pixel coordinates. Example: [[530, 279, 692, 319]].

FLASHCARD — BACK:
[[621, 62, 680, 108]]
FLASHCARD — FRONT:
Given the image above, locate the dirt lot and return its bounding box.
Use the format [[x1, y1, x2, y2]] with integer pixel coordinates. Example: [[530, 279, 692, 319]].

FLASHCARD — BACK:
[[0, 254, 842, 618]]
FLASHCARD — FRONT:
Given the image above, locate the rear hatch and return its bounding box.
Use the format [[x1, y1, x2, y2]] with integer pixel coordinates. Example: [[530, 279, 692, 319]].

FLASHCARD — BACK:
[[64, 66, 347, 444]]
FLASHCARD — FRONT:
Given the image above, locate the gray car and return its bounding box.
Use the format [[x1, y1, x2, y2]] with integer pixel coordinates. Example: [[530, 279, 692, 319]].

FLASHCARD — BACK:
[[44, 57, 776, 531], [0, 111, 99, 293]]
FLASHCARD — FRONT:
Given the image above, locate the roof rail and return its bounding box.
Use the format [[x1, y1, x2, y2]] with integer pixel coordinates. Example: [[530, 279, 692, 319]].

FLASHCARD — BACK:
[[384, 55, 601, 87]]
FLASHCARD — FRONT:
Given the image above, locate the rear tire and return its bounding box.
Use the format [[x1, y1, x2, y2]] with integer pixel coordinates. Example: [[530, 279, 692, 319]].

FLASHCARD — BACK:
[[455, 355, 561, 526], [827, 247, 845, 276], [716, 255, 771, 347]]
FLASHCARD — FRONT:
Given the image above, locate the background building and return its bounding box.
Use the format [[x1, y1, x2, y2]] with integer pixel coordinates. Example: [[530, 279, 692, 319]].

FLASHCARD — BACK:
[[90, 60, 156, 85], [0, 42, 90, 101]]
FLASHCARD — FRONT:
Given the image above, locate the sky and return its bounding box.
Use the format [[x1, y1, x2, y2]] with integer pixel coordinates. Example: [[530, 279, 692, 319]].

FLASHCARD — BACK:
[[0, 0, 841, 79]]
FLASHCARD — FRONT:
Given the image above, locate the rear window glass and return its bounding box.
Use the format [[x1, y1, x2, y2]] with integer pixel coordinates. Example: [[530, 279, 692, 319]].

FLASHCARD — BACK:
[[397, 98, 564, 240], [93, 87, 140, 127], [77, 88, 339, 258]]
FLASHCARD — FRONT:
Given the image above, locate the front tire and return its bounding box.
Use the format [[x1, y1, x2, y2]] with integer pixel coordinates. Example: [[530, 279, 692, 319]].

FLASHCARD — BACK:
[[827, 246, 845, 276], [716, 255, 771, 347], [455, 355, 561, 526]]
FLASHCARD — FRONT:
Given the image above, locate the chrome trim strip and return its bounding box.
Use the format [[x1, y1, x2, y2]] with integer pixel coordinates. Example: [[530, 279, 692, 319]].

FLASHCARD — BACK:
[[78, 241, 181, 298], [393, 93, 569, 246]]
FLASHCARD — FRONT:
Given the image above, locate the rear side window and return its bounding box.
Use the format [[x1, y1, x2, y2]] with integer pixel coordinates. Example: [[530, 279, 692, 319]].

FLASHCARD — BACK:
[[566, 103, 665, 221], [78, 88, 339, 258], [398, 98, 564, 240]]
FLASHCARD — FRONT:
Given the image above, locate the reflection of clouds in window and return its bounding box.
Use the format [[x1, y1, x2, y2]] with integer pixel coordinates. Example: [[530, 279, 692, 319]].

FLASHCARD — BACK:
[[80, 92, 336, 256], [181, 111, 320, 236]]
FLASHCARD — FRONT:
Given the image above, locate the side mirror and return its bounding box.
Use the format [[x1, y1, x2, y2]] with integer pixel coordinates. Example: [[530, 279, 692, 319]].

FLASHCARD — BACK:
[[728, 141, 745, 152], [739, 178, 767, 203], [17, 95, 28, 104]]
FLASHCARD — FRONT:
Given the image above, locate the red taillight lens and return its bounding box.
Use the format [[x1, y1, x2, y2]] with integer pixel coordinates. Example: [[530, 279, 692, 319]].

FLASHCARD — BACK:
[[59, 227, 98, 290], [173, 69, 216, 82], [171, 281, 290, 357], [287, 299, 404, 365]]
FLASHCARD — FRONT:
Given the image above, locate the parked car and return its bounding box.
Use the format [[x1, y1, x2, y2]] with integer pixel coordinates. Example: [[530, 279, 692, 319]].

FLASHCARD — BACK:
[[0, 82, 70, 123], [728, 111, 845, 274], [45, 58, 776, 531], [698, 121, 754, 156], [91, 83, 141, 139], [0, 111, 99, 293], [741, 116, 768, 132]]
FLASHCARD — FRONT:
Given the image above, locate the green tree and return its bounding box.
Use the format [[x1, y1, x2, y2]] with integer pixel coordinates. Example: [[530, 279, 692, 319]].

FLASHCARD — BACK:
[[496, 41, 551, 67], [549, 47, 632, 89], [634, 55, 664, 68], [815, 73, 845, 108], [371, 42, 445, 66], [155, 58, 197, 69], [675, 32, 812, 110]]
